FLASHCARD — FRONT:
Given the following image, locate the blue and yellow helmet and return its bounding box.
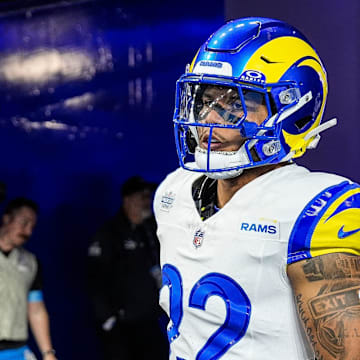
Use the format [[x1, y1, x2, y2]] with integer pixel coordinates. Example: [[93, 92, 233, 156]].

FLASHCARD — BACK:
[[173, 17, 335, 179]]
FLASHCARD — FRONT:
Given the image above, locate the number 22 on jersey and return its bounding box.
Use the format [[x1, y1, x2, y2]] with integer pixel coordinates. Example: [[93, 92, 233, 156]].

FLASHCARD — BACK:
[[162, 264, 252, 360]]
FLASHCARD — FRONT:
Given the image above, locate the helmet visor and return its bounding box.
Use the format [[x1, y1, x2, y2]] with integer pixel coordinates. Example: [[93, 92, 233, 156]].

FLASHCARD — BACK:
[[179, 82, 267, 126]]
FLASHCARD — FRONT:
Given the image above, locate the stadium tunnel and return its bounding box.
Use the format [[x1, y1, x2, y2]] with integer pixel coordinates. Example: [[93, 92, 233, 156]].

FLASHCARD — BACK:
[[0, 0, 358, 359]]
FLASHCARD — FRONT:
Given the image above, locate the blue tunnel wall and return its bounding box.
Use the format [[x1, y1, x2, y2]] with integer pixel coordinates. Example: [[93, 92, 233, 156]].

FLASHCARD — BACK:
[[0, 1, 224, 358]]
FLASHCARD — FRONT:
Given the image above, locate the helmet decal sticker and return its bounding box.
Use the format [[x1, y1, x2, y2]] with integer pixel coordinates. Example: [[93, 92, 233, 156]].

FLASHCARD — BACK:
[[240, 70, 266, 84], [193, 60, 233, 76]]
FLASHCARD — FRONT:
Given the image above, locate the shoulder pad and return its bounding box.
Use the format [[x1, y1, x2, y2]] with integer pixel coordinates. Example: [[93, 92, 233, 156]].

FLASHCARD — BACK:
[[288, 181, 360, 264]]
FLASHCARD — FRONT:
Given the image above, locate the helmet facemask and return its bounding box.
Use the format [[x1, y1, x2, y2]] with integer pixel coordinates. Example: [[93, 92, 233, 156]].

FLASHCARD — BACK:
[[174, 75, 298, 179]]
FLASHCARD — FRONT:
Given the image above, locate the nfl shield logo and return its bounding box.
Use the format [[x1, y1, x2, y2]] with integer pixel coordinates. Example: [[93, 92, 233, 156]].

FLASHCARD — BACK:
[[193, 229, 205, 249]]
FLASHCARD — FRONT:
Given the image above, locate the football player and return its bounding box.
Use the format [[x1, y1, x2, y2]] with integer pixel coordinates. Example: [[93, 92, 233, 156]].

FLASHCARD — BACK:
[[154, 17, 360, 359]]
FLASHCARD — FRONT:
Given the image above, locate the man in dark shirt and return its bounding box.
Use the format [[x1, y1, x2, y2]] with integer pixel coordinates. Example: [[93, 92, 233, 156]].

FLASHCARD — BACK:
[[0, 197, 57, 360], [87, 176, 167, 360]]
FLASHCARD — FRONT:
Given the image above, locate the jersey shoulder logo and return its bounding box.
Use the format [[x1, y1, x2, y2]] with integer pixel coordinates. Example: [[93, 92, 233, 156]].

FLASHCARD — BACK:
[[160, 190, 176, 212], [338, 225, 360, 239]]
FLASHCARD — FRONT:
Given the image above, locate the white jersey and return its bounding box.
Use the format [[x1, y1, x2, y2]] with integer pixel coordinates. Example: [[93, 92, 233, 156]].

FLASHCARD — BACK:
[[154, 163, 360, 360]]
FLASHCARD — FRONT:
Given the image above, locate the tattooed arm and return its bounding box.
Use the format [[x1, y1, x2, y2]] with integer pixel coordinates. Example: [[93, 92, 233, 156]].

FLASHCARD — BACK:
[[287, 253, 360, 360]]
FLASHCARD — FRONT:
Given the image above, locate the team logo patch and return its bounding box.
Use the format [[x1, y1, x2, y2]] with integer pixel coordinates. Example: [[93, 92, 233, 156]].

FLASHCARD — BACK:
[[193, 229, 205, 248], [239, 219, 280, 239], [240, 70, 266, 84], [160, 191, 176, 212]]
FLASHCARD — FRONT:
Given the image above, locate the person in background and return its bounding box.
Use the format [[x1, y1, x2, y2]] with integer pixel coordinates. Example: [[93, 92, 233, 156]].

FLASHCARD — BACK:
[[0, 197, 57, 360], [87, 176, 168, 360]]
